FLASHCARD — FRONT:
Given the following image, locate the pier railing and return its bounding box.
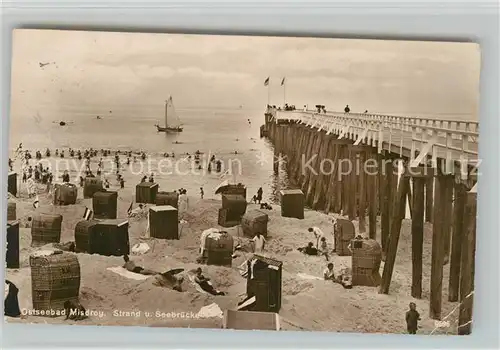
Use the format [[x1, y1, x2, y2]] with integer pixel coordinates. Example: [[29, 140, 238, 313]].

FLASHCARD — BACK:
[[268, 108, 479, 177]]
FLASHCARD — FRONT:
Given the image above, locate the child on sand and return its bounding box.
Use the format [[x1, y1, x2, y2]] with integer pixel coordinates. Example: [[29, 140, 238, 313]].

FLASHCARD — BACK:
[[405, 302, 421, 334], [319, 237, 329, 261], [252, 233, 266, 253], [323, 263, 335, 281]]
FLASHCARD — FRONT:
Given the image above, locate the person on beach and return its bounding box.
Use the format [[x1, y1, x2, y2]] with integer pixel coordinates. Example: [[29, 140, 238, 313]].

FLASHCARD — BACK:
[[79, 176, 84, 187], [178, 190, 189, 215], [256, 187, 263, 204], [4, 280, 21, 318], [405, 302, 421, 334], [319, 237, 329, 261], [308, 227, 325, 249], [194, 267, 225, 296], [298, 242, 319, 256], [64, 300, 87, 321], [62, 171, 70, 183], [323, 263, 336, 281], [120, 178, 125, 189], [200, 187, 204, 199], [149, 173, 154, 183], [26, 176, 36, 198], [123, 255, 158, 275], [141, 175, 147, 182], [104, 179, 110, 189], [252, 233, 266, 253]]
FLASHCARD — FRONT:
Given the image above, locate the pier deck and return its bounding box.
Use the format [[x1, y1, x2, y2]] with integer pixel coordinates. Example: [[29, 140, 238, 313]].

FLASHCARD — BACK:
[[270, 108, 479, 179]]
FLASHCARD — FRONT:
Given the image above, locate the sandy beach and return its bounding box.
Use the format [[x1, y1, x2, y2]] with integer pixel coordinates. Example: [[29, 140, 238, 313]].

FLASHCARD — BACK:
[[5, 30, 480, 337], [5, 153, 459, 334]]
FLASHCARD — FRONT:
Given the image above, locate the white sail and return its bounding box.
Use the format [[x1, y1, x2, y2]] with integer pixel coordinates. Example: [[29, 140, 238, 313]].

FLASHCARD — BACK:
[[165, 96, 182, 128]]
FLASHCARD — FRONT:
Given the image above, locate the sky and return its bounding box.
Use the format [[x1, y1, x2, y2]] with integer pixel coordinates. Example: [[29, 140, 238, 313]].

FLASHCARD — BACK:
[[9, 29, 481, 120]]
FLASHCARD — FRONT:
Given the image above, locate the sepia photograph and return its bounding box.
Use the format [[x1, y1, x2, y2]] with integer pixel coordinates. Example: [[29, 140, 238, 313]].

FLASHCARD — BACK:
[[5, 29, 480, 334]]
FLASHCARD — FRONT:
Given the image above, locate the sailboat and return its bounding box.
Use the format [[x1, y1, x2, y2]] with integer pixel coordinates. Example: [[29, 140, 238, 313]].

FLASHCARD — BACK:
[[155, 96, 183, 132]]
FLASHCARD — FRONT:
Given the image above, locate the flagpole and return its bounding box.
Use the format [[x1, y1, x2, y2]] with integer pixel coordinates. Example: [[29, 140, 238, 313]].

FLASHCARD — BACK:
[[283, 80, 286, 106], [267, 84, 270, 106]]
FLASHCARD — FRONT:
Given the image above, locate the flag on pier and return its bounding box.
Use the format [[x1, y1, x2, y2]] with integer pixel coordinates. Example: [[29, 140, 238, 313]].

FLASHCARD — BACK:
[[281, 77, 285, 86], [83, 207, 93, 220], [264, 77, 269, 86]]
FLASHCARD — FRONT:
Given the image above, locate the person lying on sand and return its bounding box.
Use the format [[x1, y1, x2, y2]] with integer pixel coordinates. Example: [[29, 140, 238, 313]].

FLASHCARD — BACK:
[[123, 255, 158, 275], [298, 242, 319, 256], [53, 241, 75, 252], [154, 269, 184, 292], [260, 202, 272, 210], [194, 267, 225, 296], [64, 300, 87, 321]]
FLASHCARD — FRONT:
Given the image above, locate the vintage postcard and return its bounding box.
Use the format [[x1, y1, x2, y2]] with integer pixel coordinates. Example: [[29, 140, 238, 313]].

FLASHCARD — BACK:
[[5, 29, 479, 334]]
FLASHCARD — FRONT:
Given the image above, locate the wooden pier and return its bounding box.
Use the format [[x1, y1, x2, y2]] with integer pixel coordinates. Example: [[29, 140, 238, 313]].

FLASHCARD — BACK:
[[262, 107, 478, 334]]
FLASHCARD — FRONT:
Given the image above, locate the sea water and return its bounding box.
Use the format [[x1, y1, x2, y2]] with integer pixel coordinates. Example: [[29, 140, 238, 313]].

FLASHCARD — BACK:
[[8, 107, 289, 203]]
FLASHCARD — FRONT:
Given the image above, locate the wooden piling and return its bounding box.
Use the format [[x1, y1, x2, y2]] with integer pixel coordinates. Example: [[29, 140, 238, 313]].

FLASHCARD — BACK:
[[379, 170, 409, 294], [310, 133, 331, 209], [320, 139, 336, 213], [449, 182, 467, 302], [367, 153, 378, 239], [357, 149, 367, 233], [347, 146, 357, 220], [407, 182, 413, 219], [380, 154, 392, 251], [425, 176, 434, 223], [341, 145, 350, 215], [442, 176, 454, 265], [430, 173, 446, 320], [458, 191, 477, 335], [409, 166, 431, 299]]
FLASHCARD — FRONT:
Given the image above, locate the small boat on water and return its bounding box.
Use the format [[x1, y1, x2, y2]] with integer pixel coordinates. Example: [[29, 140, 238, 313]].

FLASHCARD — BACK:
[[52, 120, 73, 126], [155, 96, 183, 133]]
